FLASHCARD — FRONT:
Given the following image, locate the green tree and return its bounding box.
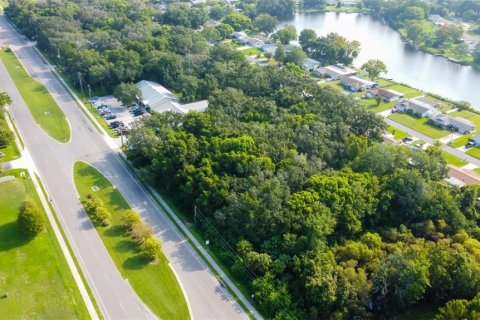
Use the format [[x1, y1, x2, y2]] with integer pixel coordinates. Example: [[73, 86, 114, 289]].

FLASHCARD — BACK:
[[274, 44, 286, 63], [121, 209, 141, 229], [254, 14, 278, 35], [131, 222, 153, 244], [113, 82, 141, 107], [223, 12, 252, 31], [299, 29, 317, 51], [375, 95, 383, 106], [361, 59, 388, 80], [372, 248, 430, 313], [18, 198, 46, 237], [0, 92, 12, 109], [140, 236, 162, 261], [285, 47, 307, 66], [474, 43, 480, 63], [272, 25, 297, 44]]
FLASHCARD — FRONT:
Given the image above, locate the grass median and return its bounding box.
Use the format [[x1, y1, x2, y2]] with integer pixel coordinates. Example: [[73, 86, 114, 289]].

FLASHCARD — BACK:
[[73, 161, 190, 320], [0, 48, 70, 143], [0, 169, 89, 319]]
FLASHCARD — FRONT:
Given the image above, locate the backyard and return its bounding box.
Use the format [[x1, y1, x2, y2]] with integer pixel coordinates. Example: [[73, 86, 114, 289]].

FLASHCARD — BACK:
[[0, 48, 70, 143], [73, 161, 190, 320], [388, 113, 450, 139], [0, 169, 88, 319]]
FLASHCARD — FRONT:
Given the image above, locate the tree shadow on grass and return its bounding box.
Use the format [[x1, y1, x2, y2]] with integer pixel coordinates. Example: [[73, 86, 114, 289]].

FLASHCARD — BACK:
[[0, 222, 32, 251], [103, 225, 126, 238], [116, 239, 137, 253], [123, 255, 149, 270]]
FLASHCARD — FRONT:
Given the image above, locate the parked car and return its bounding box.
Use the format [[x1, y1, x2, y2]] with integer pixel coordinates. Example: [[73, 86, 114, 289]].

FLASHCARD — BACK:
[[465, 140, 476, 148], [133, 110, 144, 117], [97, 106, 109, 112], [391, 108, 398, 113], [109, 121, 124, 129], [115, 128, 128, 136], [104, 114, 116, 120], [402, 137, 413, 143], [100, 110, 111, 116], [88, 96, 99, 102]]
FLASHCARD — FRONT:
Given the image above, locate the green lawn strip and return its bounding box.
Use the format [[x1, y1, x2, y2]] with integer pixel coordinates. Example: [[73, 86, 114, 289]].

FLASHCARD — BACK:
[[73, 161, 189, 320], [474, 168, 480, 176], [385, 84, 423, 99], [6, 111, 25, 149], [448, 110, 480, 130], [442, 152, 468, 167], [360, 99, 395, 113], [0, 138, 20, 162], [450, 132, 474, 148], [0, 48, 70, 143], [387, 126, 409, 140], [388, 113, 450, 139], [0, 169, 89, 319], [238, 47, 262, 56], [466, 147, 480, 160], [34, 173, 103, 319], [117, 155, 257, 319], [376, 78, 394, 87]]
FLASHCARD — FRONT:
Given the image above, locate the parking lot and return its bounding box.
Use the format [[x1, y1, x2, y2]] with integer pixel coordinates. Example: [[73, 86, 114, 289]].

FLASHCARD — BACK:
[[90, 95, 148, 135]]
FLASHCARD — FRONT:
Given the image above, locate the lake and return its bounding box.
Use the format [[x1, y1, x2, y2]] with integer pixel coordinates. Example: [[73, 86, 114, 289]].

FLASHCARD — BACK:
[[278, 12, 480, 108]]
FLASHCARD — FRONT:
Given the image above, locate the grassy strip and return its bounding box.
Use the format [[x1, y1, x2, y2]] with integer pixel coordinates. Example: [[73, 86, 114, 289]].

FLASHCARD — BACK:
[[389, 113, 450, 139], [442, 152, 468, 167], [466, 147, 480, 160], [34, 173, 103, 319], [387, 126, 409, 140], [117, 155, 257, 319], [0, 169, 89, 319], [450, 133, 474, 148], [0, 138, 19, 162], [5, 110, 24, 149], [73, 161, 189, 320], [0, 48, 70, 143]]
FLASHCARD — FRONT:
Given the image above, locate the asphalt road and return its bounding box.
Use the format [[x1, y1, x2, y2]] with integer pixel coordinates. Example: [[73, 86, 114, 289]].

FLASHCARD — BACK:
[[385, 118, 480, 166], [0, 15, 247, 320]]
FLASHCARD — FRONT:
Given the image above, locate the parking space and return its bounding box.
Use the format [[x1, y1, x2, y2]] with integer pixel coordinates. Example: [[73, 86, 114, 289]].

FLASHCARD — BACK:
[[89, 95, 148, 135]]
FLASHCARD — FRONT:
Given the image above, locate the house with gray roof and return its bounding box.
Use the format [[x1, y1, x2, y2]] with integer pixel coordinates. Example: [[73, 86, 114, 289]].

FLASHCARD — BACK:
[[368, 88, 404, 102], [340, 76, 376, 92], [396, 97, 439, 118], [430, 114, 475, 134], [313, 64, 357, 80]]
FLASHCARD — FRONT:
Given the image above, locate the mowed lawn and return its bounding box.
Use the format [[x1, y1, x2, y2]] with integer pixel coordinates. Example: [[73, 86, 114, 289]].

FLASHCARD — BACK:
[[467, 147, 480, 160], [442, 152, 468, 167], [448, 110, 480, 130], [0, 48, 70, 143], [388, 113, 450, 139], [0, 170, 88, 319], [360, 99, 396, 113], [0, 138, 20, 162], [73, 161, 190, 320]]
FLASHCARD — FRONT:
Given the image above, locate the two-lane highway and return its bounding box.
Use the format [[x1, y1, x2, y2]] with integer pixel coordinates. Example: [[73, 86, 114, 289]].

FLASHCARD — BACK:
[[0, 14, 247, 320]]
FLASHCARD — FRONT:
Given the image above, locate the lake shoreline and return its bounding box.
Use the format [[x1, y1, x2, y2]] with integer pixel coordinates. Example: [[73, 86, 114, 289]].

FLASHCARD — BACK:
[[293, 8, 480, 71]]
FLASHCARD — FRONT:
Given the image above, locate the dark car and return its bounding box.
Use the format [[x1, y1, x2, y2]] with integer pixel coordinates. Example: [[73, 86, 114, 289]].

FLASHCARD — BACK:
[[89, 96, 99, 102], [104, 114, 116, 120], [133, 110, 144, 117], [100, 110, 111, 116], [402, 137, 413, 143], [109, 121, 120, 128]]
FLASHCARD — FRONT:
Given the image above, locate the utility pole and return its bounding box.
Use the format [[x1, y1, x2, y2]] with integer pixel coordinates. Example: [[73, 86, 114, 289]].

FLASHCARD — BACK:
[[194, 205, 197, 227], [77, 72, 85, 98]]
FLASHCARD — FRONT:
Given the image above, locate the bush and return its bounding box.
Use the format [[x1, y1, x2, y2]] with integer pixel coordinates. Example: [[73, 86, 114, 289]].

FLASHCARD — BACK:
[[95, 206, 111, 226], [0, 123, 12, 148], [121, 209, 141, 229], [131, 222, 153, 244], [18, 198, 46, 237], [140, 237, 162, 261]]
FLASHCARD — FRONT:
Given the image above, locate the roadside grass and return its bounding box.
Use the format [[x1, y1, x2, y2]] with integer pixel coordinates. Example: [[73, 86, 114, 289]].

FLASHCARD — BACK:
[[450, 132, 474, 148], [0, 48, 70, 143], [360, 99, 395, 113], [238, 47, 262, 56], [0, 169, 89, 319], [466, 147, 480, 160], [387, 126, 409, 140], [389, 113, 450, 139], [73, 161, 190, 320], [448, 110, 480, 130], [442, 152, 468, 167], [386, 84, 423, 99], [474, 167, 480, 176], [0, 139, 20, 162]]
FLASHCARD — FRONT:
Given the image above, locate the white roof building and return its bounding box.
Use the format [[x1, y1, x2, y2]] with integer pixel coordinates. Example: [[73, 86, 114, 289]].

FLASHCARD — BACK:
[[136, 80, 208, 114]]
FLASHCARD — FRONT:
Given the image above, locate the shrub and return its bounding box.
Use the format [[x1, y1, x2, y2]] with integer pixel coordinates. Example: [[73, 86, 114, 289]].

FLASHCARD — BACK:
[[131, 222, 153, 244], [95, 206, 111, 226], [18, 198, 46, 237], [121, 209, 141, 229], [140, 237, 162, 261]]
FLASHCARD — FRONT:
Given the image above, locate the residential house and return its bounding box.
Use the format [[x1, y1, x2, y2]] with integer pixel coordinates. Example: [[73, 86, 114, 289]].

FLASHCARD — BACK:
[[136, 80, 208, 114], [340, 76, 376, 92], [260, 44, 278, 55], [428, 14, 452, 27], [430, 114, 475, 134], [367, 88, 405, 102], [313, 64, 357, 80], [302, 58, 321, 71], [473, 133, 480, 145], [245, 37, 265, 48], [232, 31, 248, 41], [396, 97, 438, 118]]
